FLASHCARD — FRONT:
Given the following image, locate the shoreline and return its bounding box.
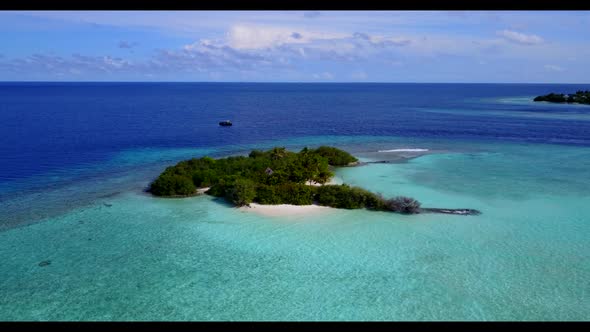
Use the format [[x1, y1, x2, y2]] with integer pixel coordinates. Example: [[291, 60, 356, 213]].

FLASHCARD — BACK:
[[239, 203, 335, 217], [226, 177, 342, 217], [196, 187, 210, 194]]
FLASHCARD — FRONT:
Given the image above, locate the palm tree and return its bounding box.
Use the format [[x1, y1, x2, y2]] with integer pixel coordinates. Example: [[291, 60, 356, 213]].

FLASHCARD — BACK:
[[270, 147, 287, 160]]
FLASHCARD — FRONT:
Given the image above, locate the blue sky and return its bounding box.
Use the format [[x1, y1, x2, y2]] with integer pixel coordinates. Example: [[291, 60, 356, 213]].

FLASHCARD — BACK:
[[0, 11, 589, 82]]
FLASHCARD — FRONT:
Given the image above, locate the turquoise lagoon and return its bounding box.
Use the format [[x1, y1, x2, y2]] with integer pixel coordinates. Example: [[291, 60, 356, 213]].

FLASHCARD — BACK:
[[1, 136, 589, 321]]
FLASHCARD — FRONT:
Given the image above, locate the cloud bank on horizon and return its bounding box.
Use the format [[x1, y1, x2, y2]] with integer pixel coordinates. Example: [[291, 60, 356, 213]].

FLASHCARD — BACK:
[[0, 11, 588, 83]]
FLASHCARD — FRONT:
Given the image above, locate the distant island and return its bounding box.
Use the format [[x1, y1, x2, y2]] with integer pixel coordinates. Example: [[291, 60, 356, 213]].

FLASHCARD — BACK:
[[533, 90, 590, 105], [149, 146, 480, 216]]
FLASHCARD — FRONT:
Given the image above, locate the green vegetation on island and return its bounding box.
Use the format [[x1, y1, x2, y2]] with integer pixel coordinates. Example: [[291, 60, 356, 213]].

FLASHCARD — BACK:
[[149, 146, 423, 214], [533, 90, 590, 105]]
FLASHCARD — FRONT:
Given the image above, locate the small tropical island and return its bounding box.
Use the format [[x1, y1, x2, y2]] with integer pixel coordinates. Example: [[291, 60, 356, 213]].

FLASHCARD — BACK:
[[149, 146, 480, 216], [533, 90, 590, 105]]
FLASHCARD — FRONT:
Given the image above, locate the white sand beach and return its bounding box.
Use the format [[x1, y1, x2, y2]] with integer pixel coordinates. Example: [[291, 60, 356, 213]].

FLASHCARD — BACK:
[[239, 203, 334, 217], [244, 176, 343, 217], [196, 187, 210, 194], [201, 176, 343, 217]]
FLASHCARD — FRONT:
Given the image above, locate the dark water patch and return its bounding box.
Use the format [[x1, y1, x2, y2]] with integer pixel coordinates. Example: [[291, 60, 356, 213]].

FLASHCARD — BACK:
[[98, 192, 122, 199], [38, 260, 51, 267]]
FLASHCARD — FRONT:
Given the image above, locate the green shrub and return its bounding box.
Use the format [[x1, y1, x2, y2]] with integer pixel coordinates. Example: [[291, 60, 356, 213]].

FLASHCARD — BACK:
[[384, 196, 421, 214], [224, 179, 257, 206], [206, 183, 226, 197], [248, 150, 265, 158], [314, 184, 383, 209], [286, 183, 316, 205], [254, 185, 283, 205], [192, 169, 219, 187], [149, 174, 195, 196], [310, 146, 358, 166]]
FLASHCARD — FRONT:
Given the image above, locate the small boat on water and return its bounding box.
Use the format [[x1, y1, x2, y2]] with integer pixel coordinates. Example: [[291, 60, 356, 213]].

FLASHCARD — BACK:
[[219, 120, 232, 126]]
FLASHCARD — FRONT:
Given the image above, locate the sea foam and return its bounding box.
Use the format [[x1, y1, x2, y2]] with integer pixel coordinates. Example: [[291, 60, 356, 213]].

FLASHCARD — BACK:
[[377, 148, 429, 152]]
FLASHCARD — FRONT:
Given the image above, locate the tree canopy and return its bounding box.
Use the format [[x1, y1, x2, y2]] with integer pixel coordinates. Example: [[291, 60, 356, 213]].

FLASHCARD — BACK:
[[149, 146, 421, 214], [534, 90, 590, 105]]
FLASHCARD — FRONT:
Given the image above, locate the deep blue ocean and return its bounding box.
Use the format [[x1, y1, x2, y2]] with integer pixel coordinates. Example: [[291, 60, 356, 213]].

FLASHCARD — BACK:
[[1, 83, 589, 186], [1, 83, 590, 320]]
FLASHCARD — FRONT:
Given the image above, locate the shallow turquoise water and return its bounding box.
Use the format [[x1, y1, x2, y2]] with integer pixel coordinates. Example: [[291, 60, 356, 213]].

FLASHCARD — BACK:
[[1, 136, 589, 320]]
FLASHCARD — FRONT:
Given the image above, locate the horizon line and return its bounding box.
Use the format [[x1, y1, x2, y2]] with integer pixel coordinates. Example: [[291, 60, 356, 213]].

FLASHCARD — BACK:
[[0, 81, 589, 85]]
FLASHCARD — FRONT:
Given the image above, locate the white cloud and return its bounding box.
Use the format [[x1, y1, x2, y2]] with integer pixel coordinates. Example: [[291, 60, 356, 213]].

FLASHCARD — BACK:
[[0, 53, 137, 76], [228, 25, 297, 49], [225, 24, 413, 53], [102, 56, 130, 68], [164, 39, 282, 71], [497, 30, 543, 45], [227, 24, 345, 50], [354, 33, 412, 48], [223, 24, 413, 63], [544, 64, 564, 72]]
